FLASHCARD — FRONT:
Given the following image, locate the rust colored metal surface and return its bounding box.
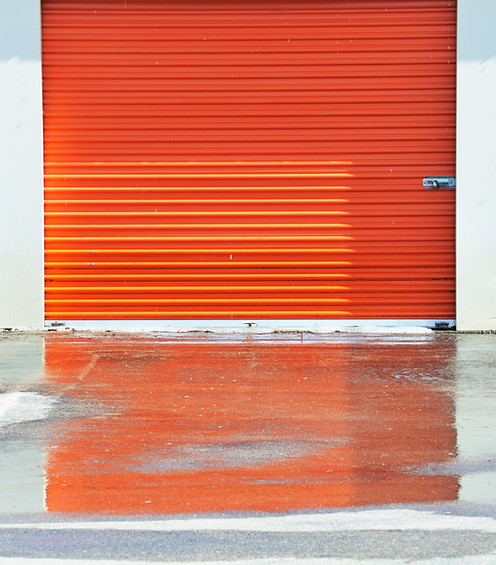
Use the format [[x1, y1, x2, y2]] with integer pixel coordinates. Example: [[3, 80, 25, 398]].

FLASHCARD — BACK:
[[42, 335, 458, 514], [42, 0, 456, 320]]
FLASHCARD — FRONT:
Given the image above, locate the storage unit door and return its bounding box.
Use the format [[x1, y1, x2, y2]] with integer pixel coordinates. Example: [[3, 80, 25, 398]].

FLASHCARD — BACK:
[[42, 0, 456, 321]]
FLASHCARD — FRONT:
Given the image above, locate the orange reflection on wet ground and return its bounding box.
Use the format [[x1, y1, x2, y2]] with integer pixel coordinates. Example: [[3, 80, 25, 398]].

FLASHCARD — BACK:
[[44, 336, 458, 514]]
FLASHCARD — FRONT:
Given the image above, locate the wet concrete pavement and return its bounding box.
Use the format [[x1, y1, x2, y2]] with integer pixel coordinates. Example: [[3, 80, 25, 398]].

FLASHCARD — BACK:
[[0, 331, 495, 563]]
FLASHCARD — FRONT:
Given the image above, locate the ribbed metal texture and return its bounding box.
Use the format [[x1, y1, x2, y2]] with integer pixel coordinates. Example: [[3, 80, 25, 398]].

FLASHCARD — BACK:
[[42, 0, 456, 320]]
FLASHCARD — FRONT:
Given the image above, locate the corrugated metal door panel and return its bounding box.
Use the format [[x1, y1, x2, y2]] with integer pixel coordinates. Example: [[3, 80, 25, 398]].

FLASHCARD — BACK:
[[42, 0, 456, 320]]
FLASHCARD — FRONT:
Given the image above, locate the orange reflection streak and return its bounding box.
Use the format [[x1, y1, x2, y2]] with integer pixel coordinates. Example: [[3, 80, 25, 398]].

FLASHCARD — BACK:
[[44, 337, 458, 514]]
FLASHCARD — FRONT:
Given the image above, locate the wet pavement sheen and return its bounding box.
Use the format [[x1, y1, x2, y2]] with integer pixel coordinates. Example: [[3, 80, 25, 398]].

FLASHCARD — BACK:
[[1, 332, 495, 516]]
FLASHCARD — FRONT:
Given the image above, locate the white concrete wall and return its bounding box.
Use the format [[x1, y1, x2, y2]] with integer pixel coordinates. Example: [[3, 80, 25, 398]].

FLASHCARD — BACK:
[[457, 0, 496, 330], [0, 0, 44, 330]]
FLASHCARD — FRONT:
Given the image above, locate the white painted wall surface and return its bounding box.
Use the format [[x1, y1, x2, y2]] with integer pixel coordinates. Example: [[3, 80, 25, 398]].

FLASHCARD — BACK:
[[0, 0, 44, 329], [457, 0, 496, 330]]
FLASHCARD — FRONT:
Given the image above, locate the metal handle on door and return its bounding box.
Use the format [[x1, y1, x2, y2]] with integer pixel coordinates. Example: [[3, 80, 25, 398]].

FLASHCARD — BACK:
[[423, 176, 456, 189]]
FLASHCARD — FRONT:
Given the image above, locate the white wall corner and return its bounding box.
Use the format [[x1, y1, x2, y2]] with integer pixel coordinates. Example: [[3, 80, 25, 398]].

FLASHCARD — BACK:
[[457, 0, 496, 330], [0, 0, 44, 330]]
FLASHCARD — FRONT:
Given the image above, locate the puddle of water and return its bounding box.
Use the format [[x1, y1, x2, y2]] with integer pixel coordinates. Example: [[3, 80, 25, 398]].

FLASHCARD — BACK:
[[38, 336, 459, 514], [0, 333, 494, 515]]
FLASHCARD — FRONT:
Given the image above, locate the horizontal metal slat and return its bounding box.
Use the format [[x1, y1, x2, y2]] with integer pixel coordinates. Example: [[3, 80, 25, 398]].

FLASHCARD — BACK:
[[44, 266, 456, 281]]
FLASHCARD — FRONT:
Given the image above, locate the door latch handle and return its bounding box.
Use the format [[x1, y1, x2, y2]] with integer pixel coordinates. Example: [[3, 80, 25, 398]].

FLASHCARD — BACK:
[[423, 176, 456, 189]]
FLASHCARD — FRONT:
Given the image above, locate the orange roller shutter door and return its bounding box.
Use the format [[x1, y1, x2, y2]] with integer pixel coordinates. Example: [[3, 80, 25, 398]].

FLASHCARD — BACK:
[[42, 0, 456, 321]]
